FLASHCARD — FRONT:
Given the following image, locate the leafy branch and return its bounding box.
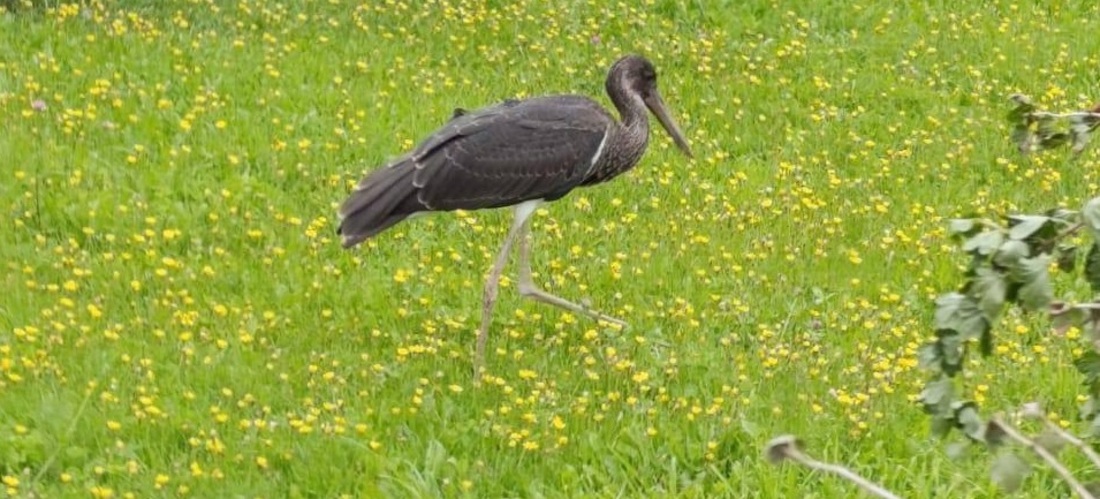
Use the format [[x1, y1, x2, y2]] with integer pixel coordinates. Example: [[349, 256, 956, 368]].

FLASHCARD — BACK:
[[1008, 93, 1100, 156], [910, 95, 1100, 493], [767, 402, 1100, 497], [985, 409, 1097, 497], [918, 207, 1085, 433], [769, 94, 1100, 496]]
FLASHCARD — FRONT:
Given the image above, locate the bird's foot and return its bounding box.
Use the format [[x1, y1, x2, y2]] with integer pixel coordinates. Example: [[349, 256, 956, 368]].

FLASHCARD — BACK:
[[518, 283, 628, 329]]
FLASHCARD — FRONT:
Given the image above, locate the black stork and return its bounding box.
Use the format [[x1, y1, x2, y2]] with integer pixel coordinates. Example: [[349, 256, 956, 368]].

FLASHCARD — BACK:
[[337, 55, 693, 378]]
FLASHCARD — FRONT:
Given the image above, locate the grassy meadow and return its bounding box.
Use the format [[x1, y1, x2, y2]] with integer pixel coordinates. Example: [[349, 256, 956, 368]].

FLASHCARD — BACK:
[[5, 0, 1100, 496]]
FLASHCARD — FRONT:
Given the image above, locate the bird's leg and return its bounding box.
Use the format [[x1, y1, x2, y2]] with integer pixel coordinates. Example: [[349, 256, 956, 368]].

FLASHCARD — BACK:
[[516, 221, 628, 328], [474, 207, 529, 382]]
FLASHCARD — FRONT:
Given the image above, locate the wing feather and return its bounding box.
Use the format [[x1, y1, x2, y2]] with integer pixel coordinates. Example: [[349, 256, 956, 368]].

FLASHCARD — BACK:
[[336, 95, 614, 247], [412, 96, 612, 210]]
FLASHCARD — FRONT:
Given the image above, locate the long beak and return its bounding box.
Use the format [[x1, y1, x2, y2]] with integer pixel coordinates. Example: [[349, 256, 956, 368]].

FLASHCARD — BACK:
[[644, 91, 693, 158]]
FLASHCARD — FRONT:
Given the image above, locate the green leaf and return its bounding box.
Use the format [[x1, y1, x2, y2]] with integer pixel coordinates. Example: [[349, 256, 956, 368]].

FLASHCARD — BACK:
[[931, 412, 954, 437], [1036, 115, 1059, 141], [922, 378, 959, 439], [920, 334, 966, 376], [993, 239, 1030, 268], [985, 420, 1008, 448], [938, 332, 965, 375], [1055, 243, 1077, 272], [1070, 112, 1100, 133], [917, 343, 941, 370], [1006, 215, 1050, 241], [1013, 255, 1053, 311], [919, 377, 954, 413], [979, 325, 992, 357], [948, 218, 978, 236], [1074, 351, 1100, 386], [1039, 132, 1069, 149], [971, 267, 1006, 322], [1006, 107, 1032, 124], [1087, 243, 1100, 293], [1083, 197, 1100, 243], [963, 230, 1004, 256], [954, 402, 985, 442], [990, 451, 1031, 493], [933, 293, 964, 330], [1011, 125, 1033, 154], [965, 253, 985, 274], [934, 292, 989, 341], [1072, 128, 1092, 155], [1004, 282, 1021, 304], [1006, 94, 1035, 123], [1070, 113, 1100, 155]]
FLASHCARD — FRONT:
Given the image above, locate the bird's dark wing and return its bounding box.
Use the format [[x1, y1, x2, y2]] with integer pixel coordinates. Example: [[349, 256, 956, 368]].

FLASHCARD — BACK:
[[336, 96, 612, 248], [410, 97, 612, 210]]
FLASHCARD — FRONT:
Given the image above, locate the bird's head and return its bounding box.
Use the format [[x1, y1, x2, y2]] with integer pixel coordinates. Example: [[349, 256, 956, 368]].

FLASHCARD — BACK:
[[608, 55, 693, 158]]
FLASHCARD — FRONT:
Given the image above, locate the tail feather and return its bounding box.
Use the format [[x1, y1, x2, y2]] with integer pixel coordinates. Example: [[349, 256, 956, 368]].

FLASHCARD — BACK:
[[337, 159, 422, 248]]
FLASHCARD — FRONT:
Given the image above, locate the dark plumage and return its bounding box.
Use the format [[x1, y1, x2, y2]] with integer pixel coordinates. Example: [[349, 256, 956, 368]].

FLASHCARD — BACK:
[[337, 55, 692, 379], [337, 97, 606, 247]]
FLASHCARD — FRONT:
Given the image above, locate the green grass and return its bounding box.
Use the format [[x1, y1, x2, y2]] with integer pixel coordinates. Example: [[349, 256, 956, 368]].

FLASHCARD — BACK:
[[3, 0, 1100, 497]]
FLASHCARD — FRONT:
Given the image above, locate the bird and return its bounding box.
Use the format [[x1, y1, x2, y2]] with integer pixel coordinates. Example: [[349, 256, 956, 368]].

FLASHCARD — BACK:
[[337, 55, 693, 379]]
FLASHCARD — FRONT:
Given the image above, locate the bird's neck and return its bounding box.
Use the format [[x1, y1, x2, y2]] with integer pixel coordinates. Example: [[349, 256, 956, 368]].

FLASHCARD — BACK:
[[603, 97, 650, 178], [608, 91, 650, 157], [599, 76, 651, 179], [619, 100, 649, 131], [606, 73, 649, 132]]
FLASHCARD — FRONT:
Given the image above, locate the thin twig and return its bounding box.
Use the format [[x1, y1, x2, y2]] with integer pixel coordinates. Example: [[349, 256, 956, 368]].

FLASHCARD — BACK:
[[990, 415, 1097, 499], [1019, 403, 1100, 470], [1054, 302, 1100, 311], [1054, 221, 1085, 241], [766, 436, 902, 499], [1028, 111, 1100, 120], [786, 452, 902, 499], [1039, 417, 1100, 471]]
